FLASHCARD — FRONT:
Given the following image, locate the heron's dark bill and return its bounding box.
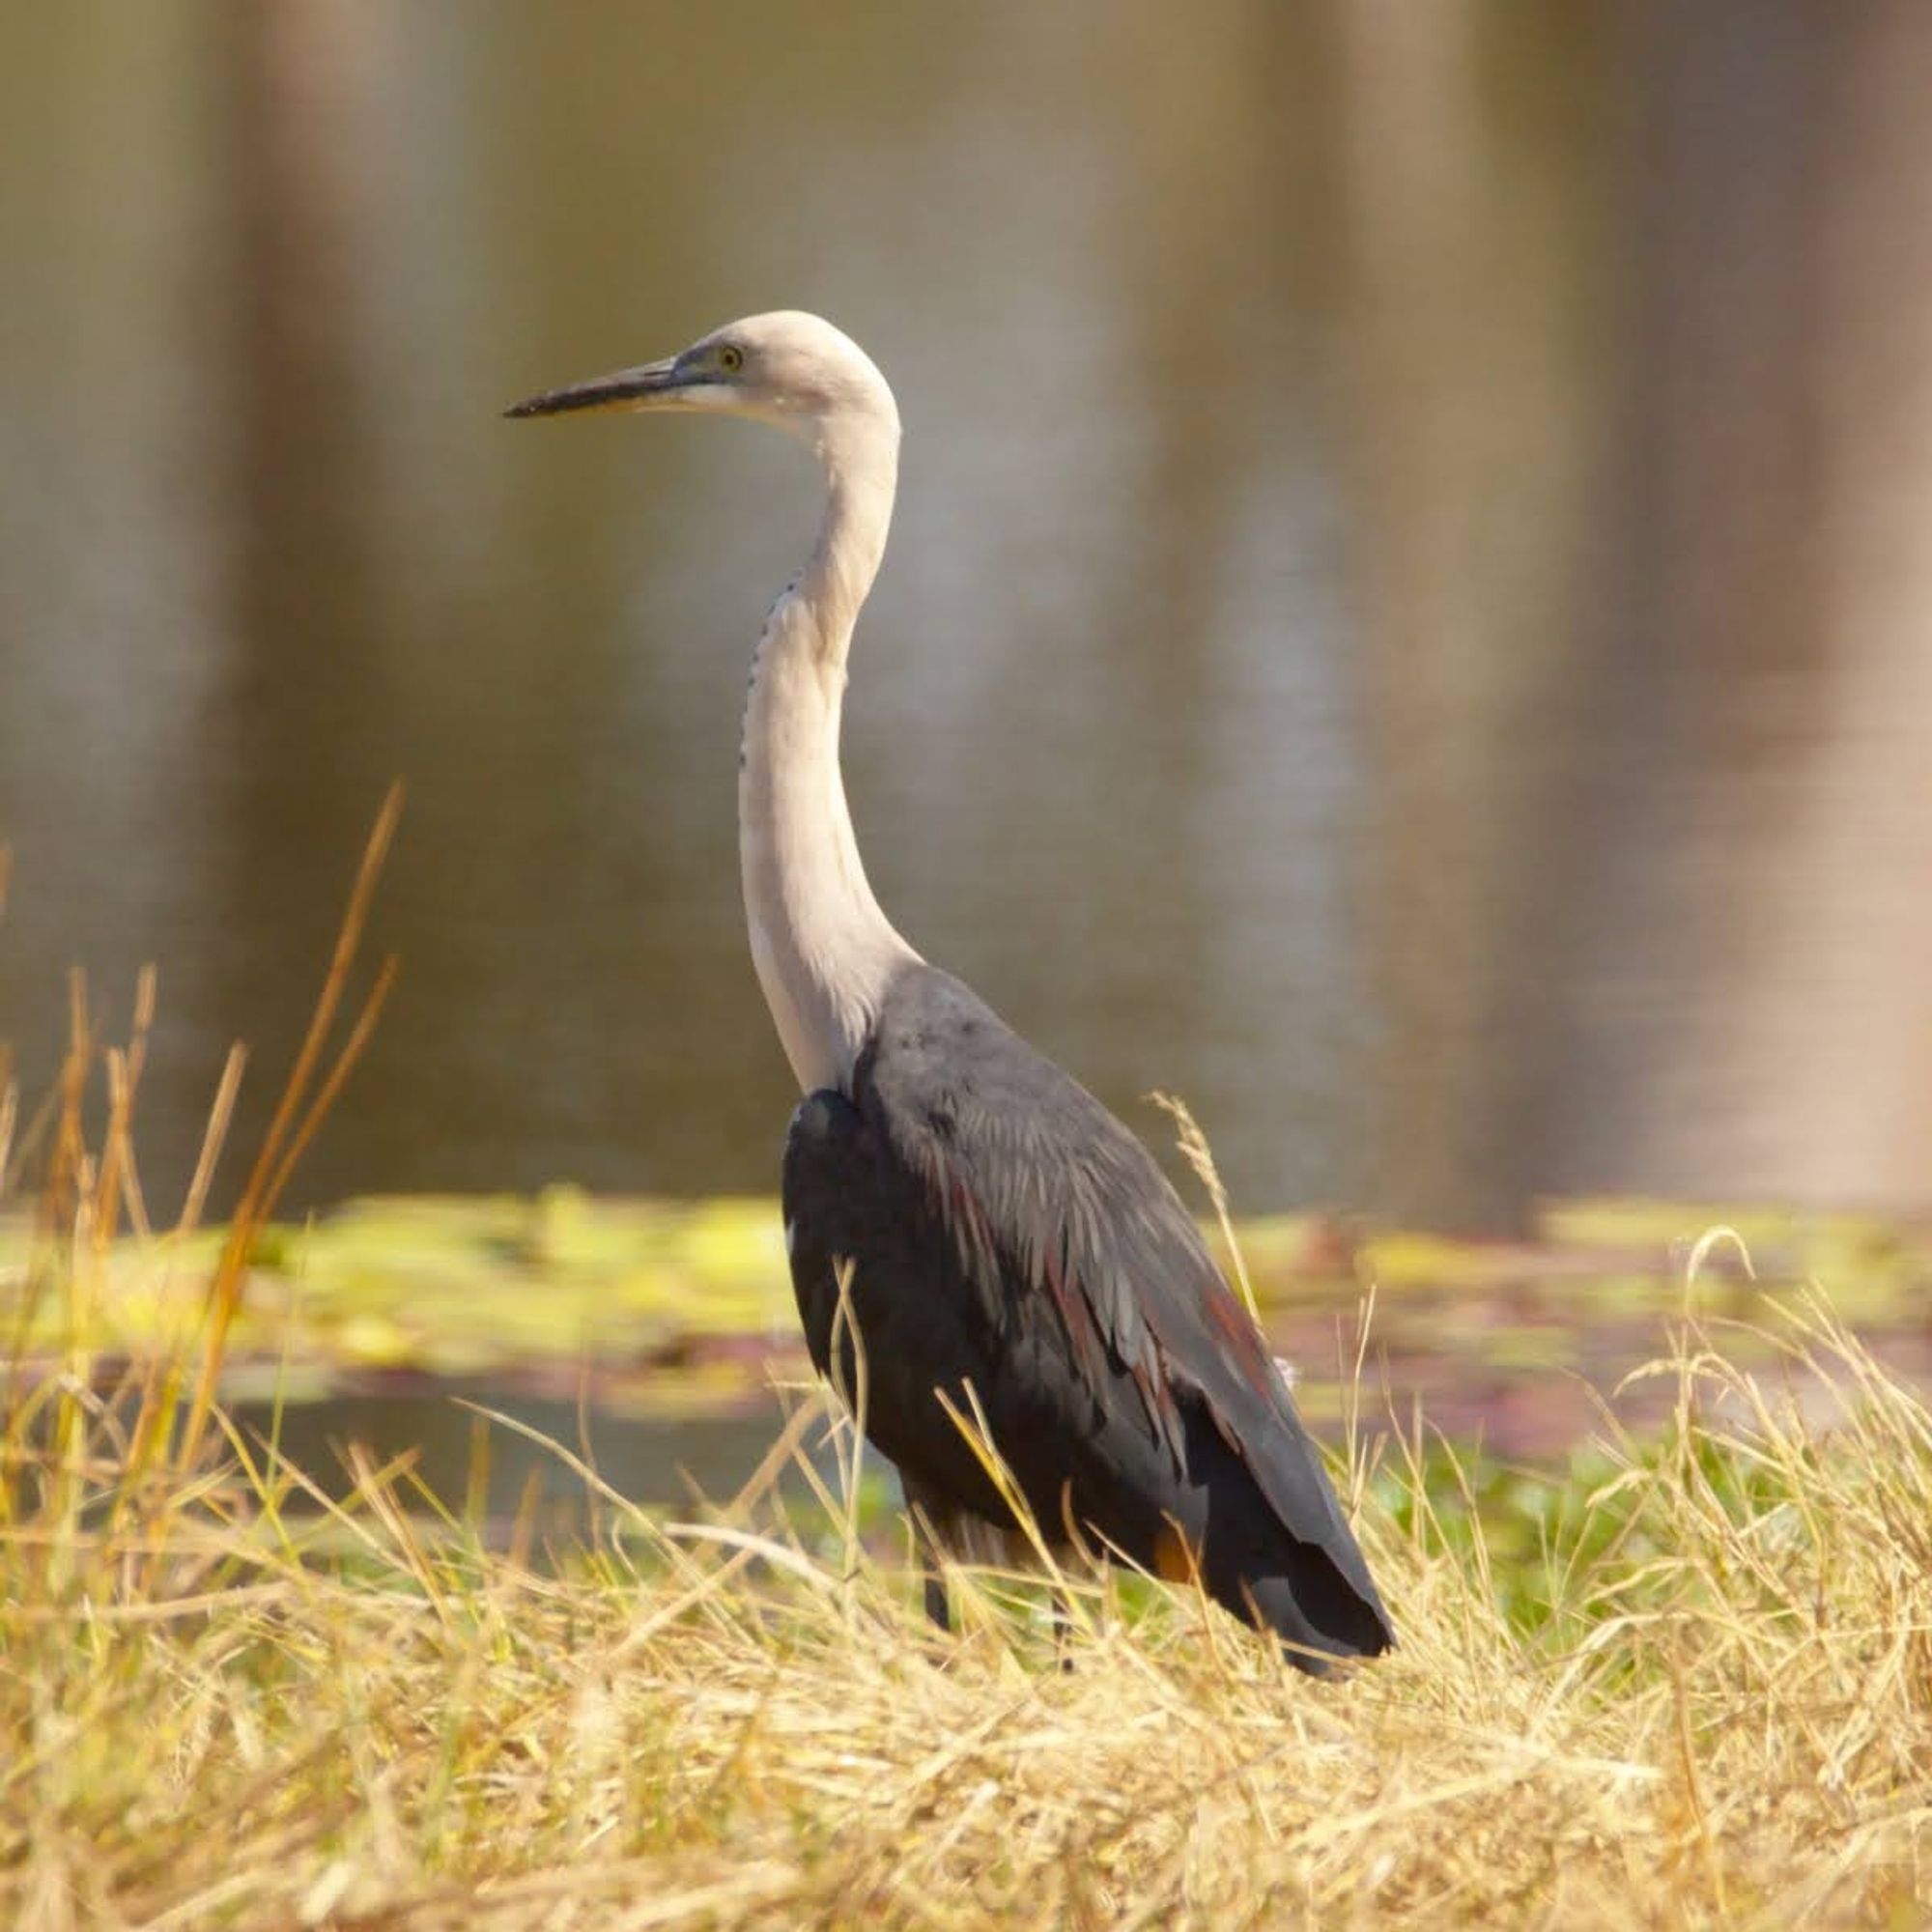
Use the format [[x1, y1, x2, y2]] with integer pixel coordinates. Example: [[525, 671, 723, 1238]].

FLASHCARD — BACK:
[[503, 356, 681, 419]]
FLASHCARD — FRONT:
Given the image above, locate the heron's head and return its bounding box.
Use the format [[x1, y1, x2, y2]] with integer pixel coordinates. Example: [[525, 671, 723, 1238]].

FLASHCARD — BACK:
[[505, 311, 899, 453]]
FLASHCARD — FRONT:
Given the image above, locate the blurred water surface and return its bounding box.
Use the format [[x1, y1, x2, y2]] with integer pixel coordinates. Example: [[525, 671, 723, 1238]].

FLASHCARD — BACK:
[[5, 2, 1932, 1232]]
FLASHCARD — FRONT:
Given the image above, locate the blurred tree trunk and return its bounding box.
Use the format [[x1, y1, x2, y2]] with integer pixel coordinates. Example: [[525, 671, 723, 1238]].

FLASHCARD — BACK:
[[1339, 0, 1932, 1220], [1566, 0, 1932, 1209], [1334, 0, 1618, 1225]]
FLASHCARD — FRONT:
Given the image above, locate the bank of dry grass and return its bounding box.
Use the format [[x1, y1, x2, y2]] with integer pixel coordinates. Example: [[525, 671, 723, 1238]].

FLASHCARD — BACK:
[[6, 819, 1932, 1928], [6, 1266, 1932, 1927]]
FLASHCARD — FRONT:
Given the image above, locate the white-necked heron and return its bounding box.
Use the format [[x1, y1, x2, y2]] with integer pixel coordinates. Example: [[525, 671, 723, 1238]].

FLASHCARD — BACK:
[[507, 312, 1391, 1671]]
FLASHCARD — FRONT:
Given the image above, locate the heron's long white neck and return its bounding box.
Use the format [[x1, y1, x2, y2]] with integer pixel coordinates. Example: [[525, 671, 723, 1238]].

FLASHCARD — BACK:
[[739, 417, 920, 1094]]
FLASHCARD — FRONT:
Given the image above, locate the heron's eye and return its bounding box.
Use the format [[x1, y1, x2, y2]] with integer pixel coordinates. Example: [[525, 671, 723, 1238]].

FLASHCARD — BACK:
[[718, 344, 744, 374]]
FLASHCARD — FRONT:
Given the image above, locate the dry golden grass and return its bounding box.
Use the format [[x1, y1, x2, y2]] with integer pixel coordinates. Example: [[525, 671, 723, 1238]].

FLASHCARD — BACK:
[[6, 813, 1932, 1928], [7, 1288, 1932, 1929]]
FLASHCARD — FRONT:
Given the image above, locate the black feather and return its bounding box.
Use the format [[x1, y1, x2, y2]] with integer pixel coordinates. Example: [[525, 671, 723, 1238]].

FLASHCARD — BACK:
[[781, 963, 1392, 1672]]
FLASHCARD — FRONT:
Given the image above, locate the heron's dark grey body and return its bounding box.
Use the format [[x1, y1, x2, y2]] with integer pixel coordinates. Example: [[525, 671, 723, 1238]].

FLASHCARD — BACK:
[[783, 962, 1392, 1671]]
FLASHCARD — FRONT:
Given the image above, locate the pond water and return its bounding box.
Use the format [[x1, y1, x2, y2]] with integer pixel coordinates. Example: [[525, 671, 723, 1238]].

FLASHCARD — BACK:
[[5, 4, 1932, 1237], [233, 1390, 834, 1547]]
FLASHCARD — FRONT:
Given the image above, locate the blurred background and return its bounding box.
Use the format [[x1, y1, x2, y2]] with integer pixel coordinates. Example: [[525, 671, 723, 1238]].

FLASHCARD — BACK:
[[5, 0, 1932, 1239]]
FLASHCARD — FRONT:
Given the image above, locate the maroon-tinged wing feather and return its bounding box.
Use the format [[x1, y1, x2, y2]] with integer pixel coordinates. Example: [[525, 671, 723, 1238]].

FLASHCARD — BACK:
[[854, 966, 1388, 1632]]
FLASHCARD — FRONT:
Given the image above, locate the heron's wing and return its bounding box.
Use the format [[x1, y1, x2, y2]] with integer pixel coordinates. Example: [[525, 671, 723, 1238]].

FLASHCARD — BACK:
[[847, 967, 1387, 1626]]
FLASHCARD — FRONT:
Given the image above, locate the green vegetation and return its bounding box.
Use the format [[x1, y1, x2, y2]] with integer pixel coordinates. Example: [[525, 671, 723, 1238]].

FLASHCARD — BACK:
[[8, 1182, 1927, 1453]]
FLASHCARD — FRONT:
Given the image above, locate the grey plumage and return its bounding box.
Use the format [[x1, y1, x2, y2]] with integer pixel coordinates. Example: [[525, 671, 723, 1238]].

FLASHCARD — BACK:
[[783, 964, 1392, 1670]]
